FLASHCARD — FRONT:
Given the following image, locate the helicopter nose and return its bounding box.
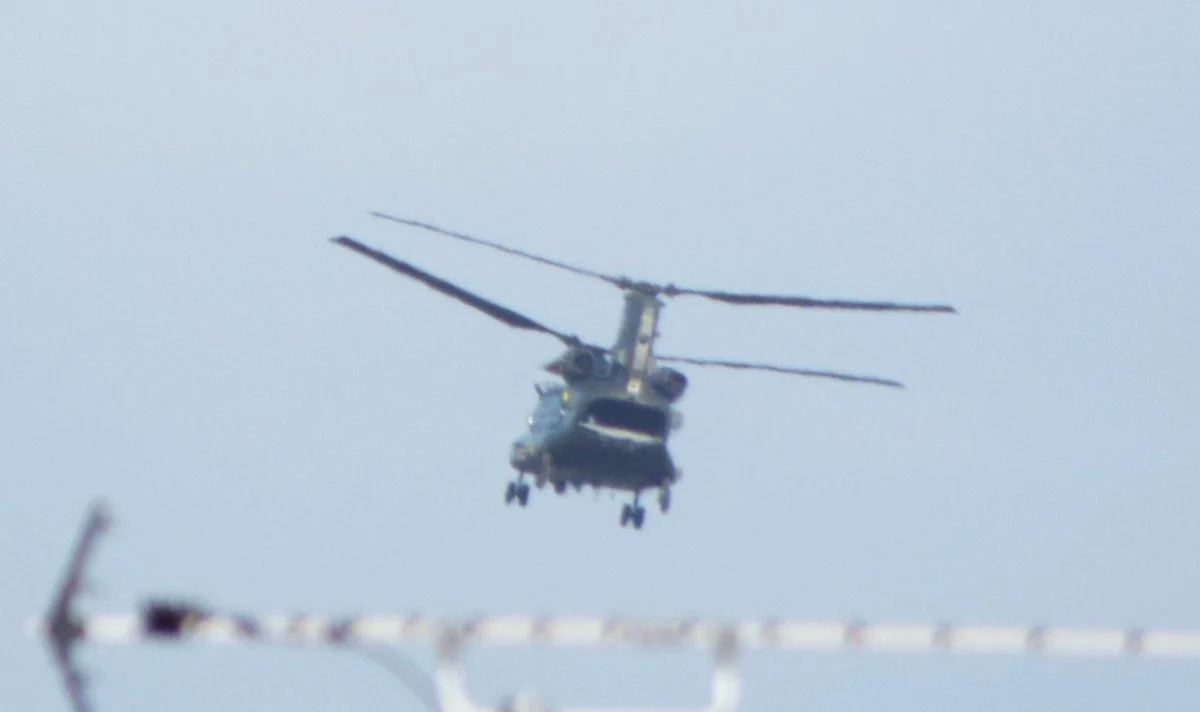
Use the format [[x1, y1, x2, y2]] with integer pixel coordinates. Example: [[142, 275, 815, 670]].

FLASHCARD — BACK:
[[510, 441, 536, 466]]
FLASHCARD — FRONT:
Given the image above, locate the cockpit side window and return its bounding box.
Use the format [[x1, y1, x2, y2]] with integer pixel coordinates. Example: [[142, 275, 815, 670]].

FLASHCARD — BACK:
[[528, 384, 566, 432]]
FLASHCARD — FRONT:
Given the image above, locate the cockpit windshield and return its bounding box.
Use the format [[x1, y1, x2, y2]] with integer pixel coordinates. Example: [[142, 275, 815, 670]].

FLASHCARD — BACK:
[[528, 383, 566, 431], [535, 382, 563, 398]]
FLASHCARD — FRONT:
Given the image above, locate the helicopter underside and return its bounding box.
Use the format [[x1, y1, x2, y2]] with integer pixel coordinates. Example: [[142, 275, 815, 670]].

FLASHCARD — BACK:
[[507, 423, 678, 529], [514, 424, 677, 492], [505, 391, 680, 529]]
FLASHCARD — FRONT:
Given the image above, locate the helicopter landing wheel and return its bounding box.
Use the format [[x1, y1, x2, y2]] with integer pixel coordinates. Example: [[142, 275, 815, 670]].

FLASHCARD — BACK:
[[620, 503, 646, 529], [517, 483, 530, 507], [658, 488, 671, 514], [505, 481, 517, 505], [553, 480, 567, 495]]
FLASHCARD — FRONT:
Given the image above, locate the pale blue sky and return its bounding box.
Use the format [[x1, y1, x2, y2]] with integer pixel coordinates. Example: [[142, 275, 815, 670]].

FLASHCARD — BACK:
[[4, 1, 1199, 710]]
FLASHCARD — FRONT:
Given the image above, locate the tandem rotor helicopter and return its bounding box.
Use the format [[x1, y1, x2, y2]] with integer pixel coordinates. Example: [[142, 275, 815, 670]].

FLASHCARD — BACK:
[[333, 213, 955, 530]]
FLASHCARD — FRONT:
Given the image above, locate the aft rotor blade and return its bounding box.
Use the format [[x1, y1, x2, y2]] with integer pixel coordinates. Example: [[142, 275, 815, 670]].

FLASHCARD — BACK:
[[665, 287, 956, 313], [332, 236, 581, 346], [370, 212, 631, 289], [656, 355, 904, 388]]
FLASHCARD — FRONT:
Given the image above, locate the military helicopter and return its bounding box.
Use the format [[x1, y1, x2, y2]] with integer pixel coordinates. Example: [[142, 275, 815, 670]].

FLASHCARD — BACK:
[[333, 213, 954, 529]]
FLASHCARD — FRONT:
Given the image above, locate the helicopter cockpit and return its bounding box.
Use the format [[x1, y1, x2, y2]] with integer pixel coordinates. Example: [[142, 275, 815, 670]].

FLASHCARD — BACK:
[[527, 382, 567, 433]]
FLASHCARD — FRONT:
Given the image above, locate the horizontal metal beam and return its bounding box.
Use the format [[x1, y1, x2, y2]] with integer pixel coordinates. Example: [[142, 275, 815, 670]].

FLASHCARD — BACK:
[[28, 612, 1200, 658]]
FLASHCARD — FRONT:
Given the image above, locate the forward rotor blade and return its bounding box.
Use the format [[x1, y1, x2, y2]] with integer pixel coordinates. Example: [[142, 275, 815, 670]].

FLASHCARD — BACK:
[[368, 213, 955, 314], [370, 212, 630, 289], [332, 236, 581, 346], [656, 355, 904, 388], [666, 287, 956, 313]]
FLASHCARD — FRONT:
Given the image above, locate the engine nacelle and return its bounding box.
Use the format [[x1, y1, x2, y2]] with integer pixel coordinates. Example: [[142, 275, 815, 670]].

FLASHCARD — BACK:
[[648, 367, 688, 403], [546, 347, 600, 384]]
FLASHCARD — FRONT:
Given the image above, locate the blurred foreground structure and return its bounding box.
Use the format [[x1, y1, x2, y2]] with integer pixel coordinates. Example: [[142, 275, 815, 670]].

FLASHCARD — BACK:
[[32, 503, 1200, 712]]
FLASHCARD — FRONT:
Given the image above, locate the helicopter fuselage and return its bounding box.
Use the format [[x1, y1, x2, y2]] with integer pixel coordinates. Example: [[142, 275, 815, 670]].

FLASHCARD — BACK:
[[508, 291, 683, 496], [509, 383, 678, 492]]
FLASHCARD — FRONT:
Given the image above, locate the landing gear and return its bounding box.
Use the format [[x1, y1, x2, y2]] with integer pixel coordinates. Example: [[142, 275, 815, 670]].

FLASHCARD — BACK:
[[620, 494, 647, 530], [553, 480, 567, 495], [658, 487, 671, 514], [505, 478, 531, 507], [537, 452, 555, 492], [619, 504, 646, 529]]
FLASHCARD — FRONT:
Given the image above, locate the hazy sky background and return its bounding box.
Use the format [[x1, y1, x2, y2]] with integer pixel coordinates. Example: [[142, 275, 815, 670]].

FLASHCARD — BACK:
[[4, 1, 1199, 710]]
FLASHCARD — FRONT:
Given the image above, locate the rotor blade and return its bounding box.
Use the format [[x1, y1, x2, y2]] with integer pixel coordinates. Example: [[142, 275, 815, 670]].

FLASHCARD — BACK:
[[370, 214, 957, 314], [665, 287, 956, 313], [332, 236, 581, 347], [656, 355, 904, 388], [370, 212, 632, 289]]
